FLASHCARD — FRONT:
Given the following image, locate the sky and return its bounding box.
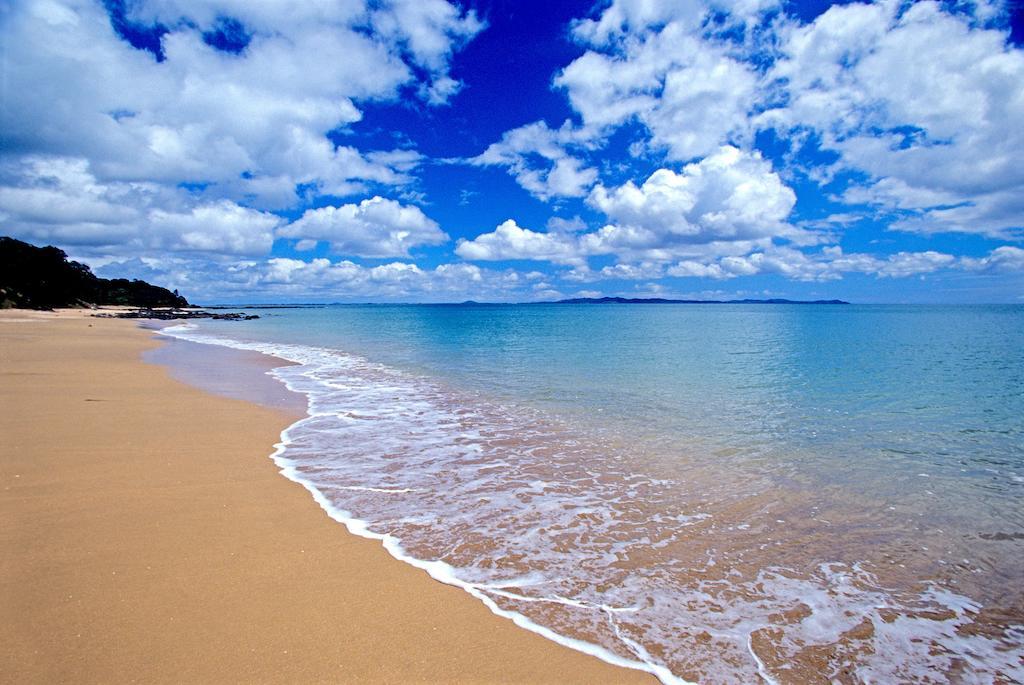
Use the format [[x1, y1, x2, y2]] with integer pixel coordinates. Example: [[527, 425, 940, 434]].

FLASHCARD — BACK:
[[1, 0, 1023, 304]]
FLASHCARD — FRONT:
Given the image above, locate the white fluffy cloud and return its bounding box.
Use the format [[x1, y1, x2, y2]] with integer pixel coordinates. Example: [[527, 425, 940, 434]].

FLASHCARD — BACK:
[[551, 0, 783, 161], [459, 147, 801, 265], [279, 197, 447, 258], [556, 25, 759, 160], [455, 219, 582, 264], [541, 0, 1024, 241], [585, 146, 800, 257], [765, 1, 1024, 238], [0, 158, 138, 230], [0, 0, 479, 218], [663, 246, 1014, 282], [0, 156, 281, 256], [470, 121, 597, 200], [960, 246, 1024, 273], [148, 201, 280, 255], [474, 1, 779, 189], [95, 254, 533, 303], [565, 242, 1018, 285], [557, 0, 1023, 238], [596, 262, 667, 281], [569, 0, 779, 45]]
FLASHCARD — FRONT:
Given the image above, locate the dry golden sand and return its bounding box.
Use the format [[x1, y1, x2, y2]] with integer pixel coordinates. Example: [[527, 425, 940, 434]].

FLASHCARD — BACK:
[[0, 310, 653, 684]]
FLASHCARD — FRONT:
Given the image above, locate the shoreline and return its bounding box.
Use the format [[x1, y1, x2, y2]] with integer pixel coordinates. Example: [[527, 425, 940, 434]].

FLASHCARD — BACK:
[[0, 310, 653, 683], [154, 324, 685, 683], [142, 326, 307, 415]]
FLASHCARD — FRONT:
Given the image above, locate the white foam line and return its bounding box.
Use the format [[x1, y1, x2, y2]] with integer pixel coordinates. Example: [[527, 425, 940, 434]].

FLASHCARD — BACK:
[[482, 586, 640, 614], [747, 632, 780, 685], [335, 485, 421, 494], [158, 325, 691, 685], [606, 612, 691, 684], [474, 575, 550, 590]]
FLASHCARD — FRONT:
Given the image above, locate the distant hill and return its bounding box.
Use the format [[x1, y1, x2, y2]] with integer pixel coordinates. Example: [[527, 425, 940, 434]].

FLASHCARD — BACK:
[[0, 237, 189, 309], [554, 296, 849, 305]]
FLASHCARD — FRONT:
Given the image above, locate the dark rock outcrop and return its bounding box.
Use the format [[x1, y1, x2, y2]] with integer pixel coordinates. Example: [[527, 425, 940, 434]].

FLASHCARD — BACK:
[[94, 309, 259, 321]]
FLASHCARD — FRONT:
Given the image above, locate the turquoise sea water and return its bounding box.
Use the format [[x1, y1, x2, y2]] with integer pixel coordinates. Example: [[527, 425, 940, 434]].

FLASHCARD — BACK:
[[168, 304, 1024, 683]]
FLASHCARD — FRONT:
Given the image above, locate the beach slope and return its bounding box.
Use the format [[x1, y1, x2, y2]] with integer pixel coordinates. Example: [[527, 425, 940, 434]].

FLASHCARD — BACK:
[[0, 311, 652, 683]]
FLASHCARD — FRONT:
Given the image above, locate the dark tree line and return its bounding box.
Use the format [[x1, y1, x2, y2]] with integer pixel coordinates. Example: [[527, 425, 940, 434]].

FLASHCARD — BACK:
[[0, 236, 189, 309]]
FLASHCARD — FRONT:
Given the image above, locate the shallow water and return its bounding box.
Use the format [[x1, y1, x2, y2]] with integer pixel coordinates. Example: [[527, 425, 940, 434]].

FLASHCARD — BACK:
[[143, 333, 305, 414], [162, 304, 1024, 683]]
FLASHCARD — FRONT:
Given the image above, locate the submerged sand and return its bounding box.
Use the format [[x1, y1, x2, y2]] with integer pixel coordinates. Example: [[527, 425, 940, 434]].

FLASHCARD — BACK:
[[0, 310, 652, 683]]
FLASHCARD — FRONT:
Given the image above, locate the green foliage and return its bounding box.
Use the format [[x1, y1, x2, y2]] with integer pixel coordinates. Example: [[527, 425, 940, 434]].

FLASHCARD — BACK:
[[0, 236, 189, 309]]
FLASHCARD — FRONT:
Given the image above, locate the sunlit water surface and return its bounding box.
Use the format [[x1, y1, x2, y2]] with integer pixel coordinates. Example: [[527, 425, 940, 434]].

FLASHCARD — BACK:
[[166, 304, 1024, 683]]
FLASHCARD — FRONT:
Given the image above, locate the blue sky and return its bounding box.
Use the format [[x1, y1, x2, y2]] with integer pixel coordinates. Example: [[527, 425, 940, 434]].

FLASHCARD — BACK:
[[1, 0, 1022, 303]]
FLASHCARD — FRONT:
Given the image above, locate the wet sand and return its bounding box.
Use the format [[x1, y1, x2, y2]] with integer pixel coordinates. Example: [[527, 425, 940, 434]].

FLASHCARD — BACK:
[[0, 309, 653, 684]]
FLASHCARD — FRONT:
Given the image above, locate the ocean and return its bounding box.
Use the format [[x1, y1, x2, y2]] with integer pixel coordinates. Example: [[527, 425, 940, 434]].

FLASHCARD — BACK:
[[161, 303, 1024, 683]]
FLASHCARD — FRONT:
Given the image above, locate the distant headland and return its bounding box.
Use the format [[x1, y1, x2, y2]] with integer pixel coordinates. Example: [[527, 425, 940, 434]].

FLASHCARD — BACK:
[[550, 296, 850, 305], [0, 237, 188, 309]]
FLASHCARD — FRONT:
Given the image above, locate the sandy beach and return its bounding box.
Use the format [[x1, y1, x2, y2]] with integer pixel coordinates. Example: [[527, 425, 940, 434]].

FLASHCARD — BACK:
[[0, 310, 652, 684]]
